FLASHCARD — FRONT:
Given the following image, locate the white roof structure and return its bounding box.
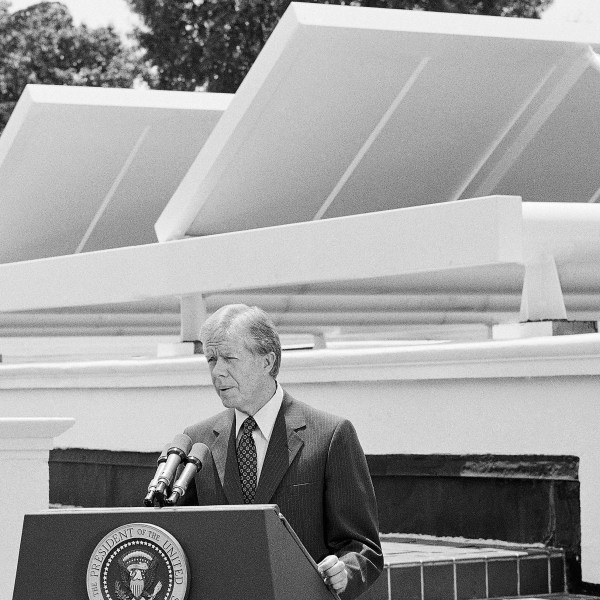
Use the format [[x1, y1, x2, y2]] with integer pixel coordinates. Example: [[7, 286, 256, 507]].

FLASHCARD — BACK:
[[0, 3, 599, 339]]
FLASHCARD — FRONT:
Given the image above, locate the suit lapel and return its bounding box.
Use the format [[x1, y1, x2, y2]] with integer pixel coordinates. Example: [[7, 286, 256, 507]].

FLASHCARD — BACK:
[[254, 392, 305, 504], [210, 410, 244, 504]]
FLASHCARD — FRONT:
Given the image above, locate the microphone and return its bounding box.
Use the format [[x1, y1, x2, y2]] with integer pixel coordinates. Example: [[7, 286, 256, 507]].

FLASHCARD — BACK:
[[153, 433, 193, 500], [166, 443, 210, 505], [143, 442, 170, 507]]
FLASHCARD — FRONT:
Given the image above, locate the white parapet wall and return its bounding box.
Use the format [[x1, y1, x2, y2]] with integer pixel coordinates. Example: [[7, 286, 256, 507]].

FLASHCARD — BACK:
[[1, 337, 600, 581], [0, 418, 75, 600]]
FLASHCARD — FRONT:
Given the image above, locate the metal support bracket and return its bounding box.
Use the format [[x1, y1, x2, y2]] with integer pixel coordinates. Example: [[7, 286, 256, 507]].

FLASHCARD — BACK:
[[519, 253, 566, 322], [156, 293, 207, 357]]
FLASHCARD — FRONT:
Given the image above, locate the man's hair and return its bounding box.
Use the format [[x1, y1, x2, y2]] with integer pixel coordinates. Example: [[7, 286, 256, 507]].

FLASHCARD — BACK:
[[200, 304, 281, 378]]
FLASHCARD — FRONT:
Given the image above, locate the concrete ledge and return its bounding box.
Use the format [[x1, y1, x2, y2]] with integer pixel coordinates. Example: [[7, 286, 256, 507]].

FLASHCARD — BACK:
[[1, 334, 600, 388], [0, 417, 76, 443]]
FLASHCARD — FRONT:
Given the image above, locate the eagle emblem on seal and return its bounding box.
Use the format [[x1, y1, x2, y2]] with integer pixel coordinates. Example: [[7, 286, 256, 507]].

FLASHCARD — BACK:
[[115, 550, 163, 600], [87, 523, 189, 600]]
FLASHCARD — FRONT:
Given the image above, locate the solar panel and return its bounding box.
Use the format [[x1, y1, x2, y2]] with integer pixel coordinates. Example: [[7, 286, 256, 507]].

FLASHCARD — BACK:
[[154, 3, 600, 241], [0, 85, 231, 263]]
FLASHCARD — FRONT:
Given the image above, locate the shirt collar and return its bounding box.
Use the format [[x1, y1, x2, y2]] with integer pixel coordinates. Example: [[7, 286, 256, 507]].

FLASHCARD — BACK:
[[235, 382, 284, 441]]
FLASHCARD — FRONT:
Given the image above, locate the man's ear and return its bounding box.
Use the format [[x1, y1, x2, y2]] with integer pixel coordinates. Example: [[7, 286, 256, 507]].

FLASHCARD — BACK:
[[263, 351, 276, 373]]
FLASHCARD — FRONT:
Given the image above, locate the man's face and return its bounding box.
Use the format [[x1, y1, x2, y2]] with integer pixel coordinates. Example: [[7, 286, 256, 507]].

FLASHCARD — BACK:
[[203, 328, 272, 414]]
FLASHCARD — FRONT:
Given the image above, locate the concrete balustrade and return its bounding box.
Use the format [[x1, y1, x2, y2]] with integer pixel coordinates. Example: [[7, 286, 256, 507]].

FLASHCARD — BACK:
[[0, 417, 75, 600]]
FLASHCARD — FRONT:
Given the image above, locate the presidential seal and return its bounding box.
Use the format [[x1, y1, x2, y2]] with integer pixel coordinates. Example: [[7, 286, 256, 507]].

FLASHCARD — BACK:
[[86, 523, 189, 600]]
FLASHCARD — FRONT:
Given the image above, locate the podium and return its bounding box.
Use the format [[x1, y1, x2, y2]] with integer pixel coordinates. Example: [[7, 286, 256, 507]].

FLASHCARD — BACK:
[[13, 504, 338, 600]]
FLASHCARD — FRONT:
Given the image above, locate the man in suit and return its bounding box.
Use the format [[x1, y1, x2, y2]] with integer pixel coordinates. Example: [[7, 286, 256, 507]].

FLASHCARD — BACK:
[[184, 304, 383, 599]]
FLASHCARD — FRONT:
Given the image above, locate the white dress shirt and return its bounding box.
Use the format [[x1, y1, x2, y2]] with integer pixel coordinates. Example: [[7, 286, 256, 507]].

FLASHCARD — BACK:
[[234, 382, 284, 483]]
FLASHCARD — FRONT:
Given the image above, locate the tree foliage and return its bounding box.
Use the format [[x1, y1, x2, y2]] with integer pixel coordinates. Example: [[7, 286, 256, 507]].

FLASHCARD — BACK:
[[127, 0, 553, 94], [0, 1, 146, 131]]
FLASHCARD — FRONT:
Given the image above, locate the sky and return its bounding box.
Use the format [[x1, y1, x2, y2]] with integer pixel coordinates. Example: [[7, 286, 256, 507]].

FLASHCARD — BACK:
[[542, 0, 600, 25], [6, 0, 600, 32]]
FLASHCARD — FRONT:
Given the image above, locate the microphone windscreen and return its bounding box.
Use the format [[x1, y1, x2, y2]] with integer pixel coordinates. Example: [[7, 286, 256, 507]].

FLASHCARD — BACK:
[[188, 442, 211, 465], [170, 433, 193, 455]]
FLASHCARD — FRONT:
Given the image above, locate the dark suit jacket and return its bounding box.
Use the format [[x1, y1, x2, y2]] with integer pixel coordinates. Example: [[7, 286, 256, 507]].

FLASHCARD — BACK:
[[184, 391, 383, 599]]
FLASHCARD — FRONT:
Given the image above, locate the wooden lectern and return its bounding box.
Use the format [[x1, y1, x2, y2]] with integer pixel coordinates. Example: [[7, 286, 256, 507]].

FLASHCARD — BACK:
[[13, 505, 338, 600]]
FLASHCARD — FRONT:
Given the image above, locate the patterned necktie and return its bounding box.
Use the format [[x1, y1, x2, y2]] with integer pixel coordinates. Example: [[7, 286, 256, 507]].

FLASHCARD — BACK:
[[237, 416, 258, 504]]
